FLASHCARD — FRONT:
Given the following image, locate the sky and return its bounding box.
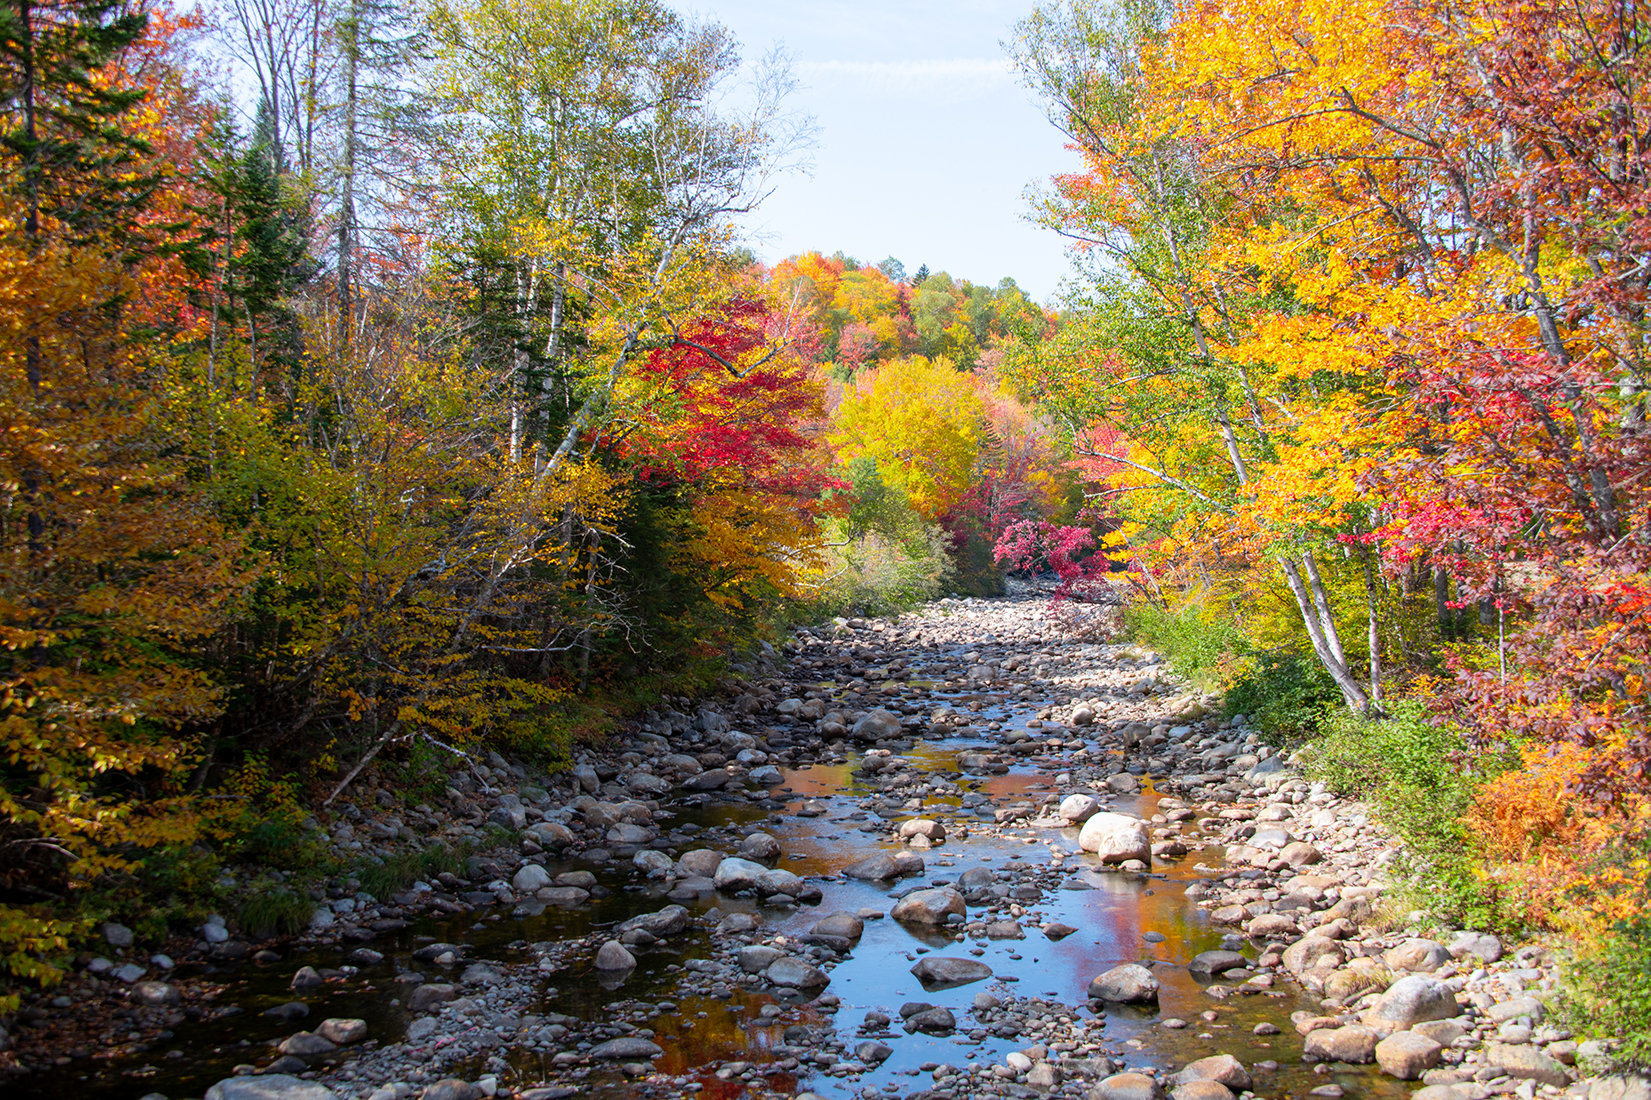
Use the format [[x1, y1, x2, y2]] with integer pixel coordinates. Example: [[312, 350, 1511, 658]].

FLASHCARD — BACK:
[[693, 0, 1082, 304]]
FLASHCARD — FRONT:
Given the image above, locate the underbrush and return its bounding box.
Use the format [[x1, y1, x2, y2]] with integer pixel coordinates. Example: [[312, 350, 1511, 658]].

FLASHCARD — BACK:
[[1301, 699, 1515, 929], [1223, 650, 1340, 744], [1121, 600, 1249, 692], [805, 524, 956, 618]]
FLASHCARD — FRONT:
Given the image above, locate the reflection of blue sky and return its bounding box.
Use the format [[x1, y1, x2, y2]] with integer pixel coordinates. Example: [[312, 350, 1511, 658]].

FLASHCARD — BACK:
[[692, 1, 1082, 303]]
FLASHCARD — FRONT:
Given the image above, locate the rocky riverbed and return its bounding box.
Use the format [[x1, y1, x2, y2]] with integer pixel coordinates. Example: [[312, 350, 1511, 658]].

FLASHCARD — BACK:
[[6, 586, 1647, 1100]]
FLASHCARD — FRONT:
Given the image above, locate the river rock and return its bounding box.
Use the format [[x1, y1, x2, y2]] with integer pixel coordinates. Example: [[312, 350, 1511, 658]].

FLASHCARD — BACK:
[[713, 856, 768, 892], [1384, 938, 1450, 973], [678, 849, 725, 877], [1246, 913, 1298, 938], [755, 867, 806, 897], [843, 853, 900, 880], [133, 981, 180, 1006], [1283, 935, 1345, 975], [1375, 1031, 1442, 1079], [103, 922, 134, 947], [1364, 975, 1458, 1030], [1590, 1078, 1651, 1100], [512, 864, 552, 892], [906, 1005, 956, 1033], [852, 709, 903, 740], [766, 957, 830, 989], [898, 818, 947, 842], [739, 945, 783, 973], [811, 911, 865, 943], [1059, 794, 1100, 824], [407, 984, 456, 1013], [204, 1076, 340, 1100], [1482, 1042, 1571, 1087], [1486, 995, 1546, 1024], [1187, 950, 1248, 978], [857, 1040, 893, 1065], [740, 832, 782, 860], [1448, 930, 1503, 963], [306, 1018, 363, 1048], [1305, 1025, 1378, 1064], [595, 941, 636, 970], [1078, 812, 1151, 864], [1088, 963, 1160, 1004], [1093, 1072, 1167, 1100], [891, 887, 965, 924], [277, 1031, 338, 1058], [590, 1037, 663, 1060], [618, 905, 690, 938], [1172, 1083, 1233, 1100], [420, 1081, 481, 1100], [1174, 1054, 1251, 1090], [910, 957, 993, 985]]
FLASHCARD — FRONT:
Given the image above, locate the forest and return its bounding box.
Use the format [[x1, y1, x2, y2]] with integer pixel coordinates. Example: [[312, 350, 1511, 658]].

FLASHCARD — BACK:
[[0, 0, 1648, 1066]]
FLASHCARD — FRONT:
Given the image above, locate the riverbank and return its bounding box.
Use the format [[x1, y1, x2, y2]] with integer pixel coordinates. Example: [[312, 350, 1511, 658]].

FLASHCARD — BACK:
[[3, 587, 1643, 1100]]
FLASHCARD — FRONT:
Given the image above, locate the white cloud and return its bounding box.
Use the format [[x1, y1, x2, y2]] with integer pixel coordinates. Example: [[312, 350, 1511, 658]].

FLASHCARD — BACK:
[[798, 57, 1015, 93]]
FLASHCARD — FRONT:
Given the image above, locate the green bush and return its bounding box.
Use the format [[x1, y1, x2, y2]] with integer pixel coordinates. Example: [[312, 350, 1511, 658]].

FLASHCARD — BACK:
[[1122, 601, 1249, 691], [1561, 918, 1651, 1072], [1224, 650, 1340, 744], [1303, 700, 1511, 927]]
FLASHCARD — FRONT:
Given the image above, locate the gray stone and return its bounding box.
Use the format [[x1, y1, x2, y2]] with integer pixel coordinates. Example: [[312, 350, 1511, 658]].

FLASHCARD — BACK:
[[713, 856, 768, 892], [1187, 951, 1249, 978], [1375, 1031, 1442, 1079], [1088, 963, 1160, 1004], [511, 863, 552, 892], [132, 981, 179, 1006], [843, 853, 901, 881], [1172, 1083, 1234, 1100], [590, 1037, 664, 1060], [1174, 1055, 1251, 1090], [1078, 812, 1151, 864], [857, 1040, 893, 1066], [890, 887, 965, 924], [677, 849, 725, 878], [1060, 794, 1100, 824], [1589, 1078, 1651, 1100], [1091, 1072, 1166, 1100], [1486, 995, 1547, 1024], [277, 1031, 338, 1058], [740, 832, 782, 860], [315, 1018, 367, 1045], [407, 983, 456, 1012], [595, 941, 636, 971], [851, 709, 903, 740], [910, 957, 993, 985], [112, 963, 146, 983], [290, 965, 323, 989], [898, 818, 947, 843], [1384, 938, 1450, 973], [755, 867, 806, 897], [811, 911, 865, 943], [419, 1081, 481, 1100], [203, 1076, 341, 1100], [1448, 930, 1503, 963], [618, 905, 690, 938], [765, 957, 830, 989], [738, 945, 783, 973], [1482, 1042, 1570, 1087], [1305, 1025, 1378, 1064], [103, 922, 134, 947], [1364, 975, 1458, 1030]]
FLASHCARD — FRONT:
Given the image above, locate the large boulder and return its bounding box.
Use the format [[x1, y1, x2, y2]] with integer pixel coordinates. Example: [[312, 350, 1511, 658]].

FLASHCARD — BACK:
[[590, 1037, 663, 1060], [765, 957, 830, 989], [1093, 1073, 1167, 1100], [1078, 812, 1151, 864], [1059, 794, 1101, 824], [1088, 963, 1160, 1004], [511, 864, 552, 892], [1482, 1043, 1571, 1087]]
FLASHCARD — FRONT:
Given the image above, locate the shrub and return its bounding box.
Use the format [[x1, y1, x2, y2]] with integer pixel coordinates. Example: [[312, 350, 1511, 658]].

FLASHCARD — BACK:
[[1224, 650, 1341, 744], [1121, 600, 1249, 691], [1561, 919, 1651, 1072], [1303, 700, 1512, 928]]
